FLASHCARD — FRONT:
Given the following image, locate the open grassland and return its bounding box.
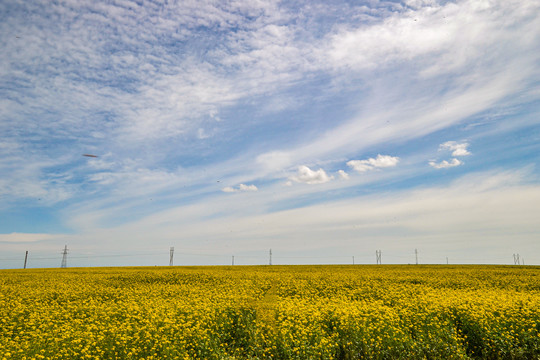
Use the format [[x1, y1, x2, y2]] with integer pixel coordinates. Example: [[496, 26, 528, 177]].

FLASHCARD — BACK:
[[1, 265, 539, 360]]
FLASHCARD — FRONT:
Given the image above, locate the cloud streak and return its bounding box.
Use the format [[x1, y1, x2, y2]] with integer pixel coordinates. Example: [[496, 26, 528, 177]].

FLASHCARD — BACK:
[[222, 184, 258, 193]]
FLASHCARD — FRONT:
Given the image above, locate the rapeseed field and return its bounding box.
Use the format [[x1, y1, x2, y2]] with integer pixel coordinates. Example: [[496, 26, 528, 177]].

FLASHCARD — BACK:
[[1, 265, 539, 359]]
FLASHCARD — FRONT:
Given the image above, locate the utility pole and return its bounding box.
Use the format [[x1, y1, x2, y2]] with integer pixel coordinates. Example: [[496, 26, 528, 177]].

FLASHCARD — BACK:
[[415, 248, 418, 265], [376, 250, 382, 265], [61, 245, 68, 268], [446, 257, 449, 265], [169, 247, 174, 266], [232, 255, 234, 266], [269, 249, 272, 265], [352, 256, 355, 265], [24, 251, 28, 269], [513, 253, 520, 265]]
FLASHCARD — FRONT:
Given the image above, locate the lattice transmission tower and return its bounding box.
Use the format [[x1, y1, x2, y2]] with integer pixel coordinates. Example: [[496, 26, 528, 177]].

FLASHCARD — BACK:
[[61, 245, 68, 268]]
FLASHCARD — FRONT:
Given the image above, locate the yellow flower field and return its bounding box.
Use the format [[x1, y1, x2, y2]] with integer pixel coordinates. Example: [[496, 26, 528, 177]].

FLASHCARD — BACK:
[[1, 265, 539, 359]]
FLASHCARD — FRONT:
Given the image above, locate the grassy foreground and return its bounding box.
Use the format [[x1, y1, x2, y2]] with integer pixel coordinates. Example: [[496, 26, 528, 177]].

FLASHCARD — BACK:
[[1, 265, 539, 359]]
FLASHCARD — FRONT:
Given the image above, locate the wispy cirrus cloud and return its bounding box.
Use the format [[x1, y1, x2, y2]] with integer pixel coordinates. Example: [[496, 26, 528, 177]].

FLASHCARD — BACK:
[[324, 0, 539, 77], [252, 0, 539, 171], [3, 0, 538, 171]]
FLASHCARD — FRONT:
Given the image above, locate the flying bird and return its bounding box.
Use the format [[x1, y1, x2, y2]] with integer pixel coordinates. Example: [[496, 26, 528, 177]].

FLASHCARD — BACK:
[[83, 154, 98, 158]]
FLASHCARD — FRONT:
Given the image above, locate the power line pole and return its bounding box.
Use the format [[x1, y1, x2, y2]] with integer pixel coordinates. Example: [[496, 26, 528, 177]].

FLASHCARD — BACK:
[[352, 256, 355, 265], [232, 255, 234, 266], [24, 251, 28, 269], [446, 257, 449, 265], [61, 245, 68, 268], [376, 250, 382, 265], [169, 247, 174, 266], [513, 253, 520, 265], [269, 249, 272, 265], [415, 248, 418, 265]]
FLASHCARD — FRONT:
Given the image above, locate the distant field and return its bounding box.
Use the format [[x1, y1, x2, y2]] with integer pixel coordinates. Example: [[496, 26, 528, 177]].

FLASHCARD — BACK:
[[1, 265, 539, 359]]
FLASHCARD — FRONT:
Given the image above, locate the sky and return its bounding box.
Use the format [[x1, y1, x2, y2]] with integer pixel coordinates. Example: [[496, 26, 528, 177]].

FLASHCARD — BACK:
[[1, 0, 539, 268]]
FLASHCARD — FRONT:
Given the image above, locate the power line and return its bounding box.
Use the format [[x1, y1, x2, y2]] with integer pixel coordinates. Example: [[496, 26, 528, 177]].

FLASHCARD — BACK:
[[1, 247, 537, 268]]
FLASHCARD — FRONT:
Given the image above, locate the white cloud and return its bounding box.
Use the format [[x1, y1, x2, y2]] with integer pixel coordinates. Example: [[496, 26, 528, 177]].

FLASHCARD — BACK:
[[440, 141, 471, 156], [222, 184, 258, 193], [347, 155, 400, 173], [239, 184, 258, 192], [430, 141, 470, 169], [429, 158, 463, 169], [338, 170, 349, 180], [290, 165, 333, 185]]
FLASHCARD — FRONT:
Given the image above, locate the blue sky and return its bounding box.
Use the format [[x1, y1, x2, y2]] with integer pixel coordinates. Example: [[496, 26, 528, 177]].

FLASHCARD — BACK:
[[1, 0, 539, 268]]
